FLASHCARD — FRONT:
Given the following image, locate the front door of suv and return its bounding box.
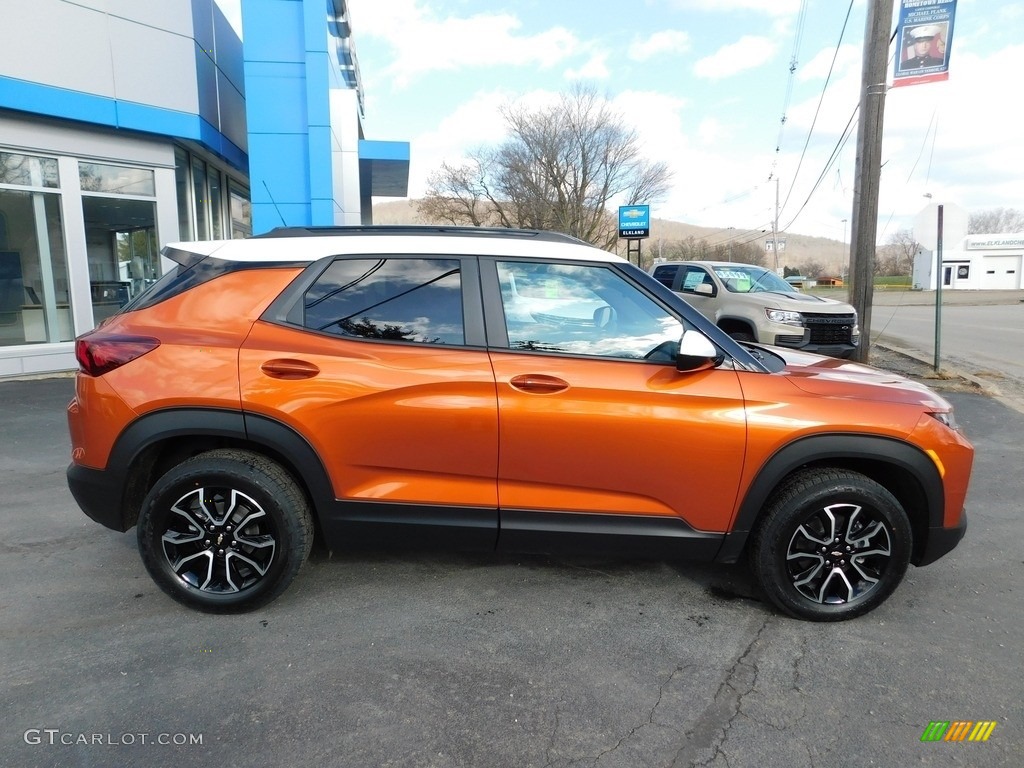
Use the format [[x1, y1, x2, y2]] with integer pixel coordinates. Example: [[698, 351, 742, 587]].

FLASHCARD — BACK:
[[240, 255, 499, 547], [484, 260, 748, 548]]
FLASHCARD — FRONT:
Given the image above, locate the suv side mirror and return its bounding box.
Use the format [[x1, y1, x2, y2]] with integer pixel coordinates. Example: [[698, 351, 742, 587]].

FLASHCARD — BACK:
[[693, 282, 714, 296], [676, 330, 721, 372]]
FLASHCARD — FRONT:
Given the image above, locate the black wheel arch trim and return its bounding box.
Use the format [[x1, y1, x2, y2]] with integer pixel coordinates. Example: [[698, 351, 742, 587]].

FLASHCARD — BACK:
[[87, 408, 336, 532], [714, 433, 944, 564]]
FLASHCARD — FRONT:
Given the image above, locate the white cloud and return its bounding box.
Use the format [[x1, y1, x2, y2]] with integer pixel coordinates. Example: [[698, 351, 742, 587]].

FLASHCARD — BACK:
[[628, 30, 691, 62], [694, 36, 778, 79], [407, 92, 506, 195], [565, 53, 611, 80], [667, 0, 803, 16], [213, 0, 242, 36], [348, 0, 581, 87]]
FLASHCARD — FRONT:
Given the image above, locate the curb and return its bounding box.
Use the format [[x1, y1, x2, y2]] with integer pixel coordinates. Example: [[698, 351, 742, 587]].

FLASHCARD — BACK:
[[873, 340, 1003, 396]]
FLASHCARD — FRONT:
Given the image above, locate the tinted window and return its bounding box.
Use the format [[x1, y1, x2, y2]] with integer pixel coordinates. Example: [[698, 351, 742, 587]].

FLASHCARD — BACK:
[[304, 258, 464, 345], [497, 261, 683, 361], [651, 264, 678, 288]]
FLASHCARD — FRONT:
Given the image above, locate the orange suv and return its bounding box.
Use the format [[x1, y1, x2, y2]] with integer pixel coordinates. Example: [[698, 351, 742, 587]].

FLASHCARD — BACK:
[[66, 227, 973, 620]]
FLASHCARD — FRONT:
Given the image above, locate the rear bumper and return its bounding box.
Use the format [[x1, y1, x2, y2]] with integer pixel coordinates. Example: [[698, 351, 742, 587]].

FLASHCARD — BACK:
[[915, 509, 968, 567], [67, 462, 128, 532]]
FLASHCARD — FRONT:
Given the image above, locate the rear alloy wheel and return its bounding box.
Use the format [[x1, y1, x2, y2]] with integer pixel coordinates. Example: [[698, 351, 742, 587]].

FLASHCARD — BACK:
[[750, 469, 912, 621], [137, 449, 313, 612]]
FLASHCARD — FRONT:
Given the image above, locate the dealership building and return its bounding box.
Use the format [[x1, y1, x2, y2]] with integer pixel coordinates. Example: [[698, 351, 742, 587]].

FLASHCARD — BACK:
[[912, 234, 1024, 291], [0, 0, 409, 377]]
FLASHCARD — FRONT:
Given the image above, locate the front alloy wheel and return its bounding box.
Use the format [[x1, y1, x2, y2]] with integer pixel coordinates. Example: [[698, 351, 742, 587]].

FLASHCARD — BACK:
[[138, 449, 313, 612], [750, 469, 912, 621]]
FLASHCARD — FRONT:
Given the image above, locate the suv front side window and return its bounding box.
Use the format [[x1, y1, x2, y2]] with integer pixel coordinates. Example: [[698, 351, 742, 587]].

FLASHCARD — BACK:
[[303, 257, 465, 344], [497, 261, 683, 360]]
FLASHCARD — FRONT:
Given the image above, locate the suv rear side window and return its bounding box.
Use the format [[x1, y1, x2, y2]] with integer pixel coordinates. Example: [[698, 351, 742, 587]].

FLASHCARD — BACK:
[[651, 264, 679, 288], [303, 257, 465, 345]]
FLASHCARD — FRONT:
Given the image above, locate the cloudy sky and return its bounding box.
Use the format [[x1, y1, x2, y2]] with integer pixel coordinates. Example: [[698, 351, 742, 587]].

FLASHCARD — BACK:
[[219, 0, 1021, 242]]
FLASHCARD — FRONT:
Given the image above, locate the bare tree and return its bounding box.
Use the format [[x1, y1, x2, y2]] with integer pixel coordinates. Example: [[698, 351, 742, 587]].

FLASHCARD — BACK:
[[417, 85, 673, 250], [797, 260, 826, 278], [876, 228, 918, 276], [969, 207, 1024, 234]]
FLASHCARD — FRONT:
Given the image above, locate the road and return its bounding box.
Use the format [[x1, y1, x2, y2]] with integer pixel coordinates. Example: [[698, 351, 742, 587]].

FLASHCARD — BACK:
[[871, 301, 1024, 382], [1, 377, 1022, 767]]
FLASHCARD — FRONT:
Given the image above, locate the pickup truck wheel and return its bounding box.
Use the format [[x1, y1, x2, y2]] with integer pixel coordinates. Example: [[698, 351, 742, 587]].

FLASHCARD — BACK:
[[749, 469, 911, 621], [137, 449, 313, 613]]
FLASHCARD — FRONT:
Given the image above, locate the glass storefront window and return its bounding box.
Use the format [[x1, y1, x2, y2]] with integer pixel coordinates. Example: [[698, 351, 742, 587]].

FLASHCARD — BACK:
[[192, 157, 209, 240], [209, 169, 224, 239], [230, 182, 251, 238], [174, 147, 192, 240], [82, 197, 157, 327], [0, 189, 71, 345], [79, 162, 155, 196], [0, 152, 59, 188], [174, 147, 243, 241]]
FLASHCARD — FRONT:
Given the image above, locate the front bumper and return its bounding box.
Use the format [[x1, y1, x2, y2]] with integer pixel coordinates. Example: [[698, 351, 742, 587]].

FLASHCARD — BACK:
[[915, 508, 968, 567]]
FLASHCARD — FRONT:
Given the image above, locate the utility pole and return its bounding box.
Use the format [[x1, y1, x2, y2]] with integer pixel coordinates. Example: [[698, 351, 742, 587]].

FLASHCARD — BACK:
[[848, 0, 894, 363], [771, 177, 780, 272]]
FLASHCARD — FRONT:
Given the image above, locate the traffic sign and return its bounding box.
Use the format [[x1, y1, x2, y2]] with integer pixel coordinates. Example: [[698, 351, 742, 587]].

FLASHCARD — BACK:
[[915, 202, 967, 251]]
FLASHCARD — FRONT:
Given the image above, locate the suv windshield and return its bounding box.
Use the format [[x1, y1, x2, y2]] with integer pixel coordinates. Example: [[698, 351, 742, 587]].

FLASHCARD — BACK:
[[712, 265, 796, 294]]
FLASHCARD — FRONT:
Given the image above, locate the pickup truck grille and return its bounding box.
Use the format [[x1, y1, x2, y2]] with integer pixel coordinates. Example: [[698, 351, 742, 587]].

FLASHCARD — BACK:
[[804, 313, 857, 345]]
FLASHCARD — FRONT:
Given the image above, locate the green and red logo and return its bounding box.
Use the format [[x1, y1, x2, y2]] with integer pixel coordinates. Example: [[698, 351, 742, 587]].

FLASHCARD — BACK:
[[920, 721, 997, 742]]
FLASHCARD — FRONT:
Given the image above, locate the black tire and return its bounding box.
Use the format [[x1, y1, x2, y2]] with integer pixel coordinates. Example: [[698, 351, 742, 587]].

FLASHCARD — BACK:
[[728, 330, 756, 343], [749, 468, 912, 622], [137, 449, 313, 613]]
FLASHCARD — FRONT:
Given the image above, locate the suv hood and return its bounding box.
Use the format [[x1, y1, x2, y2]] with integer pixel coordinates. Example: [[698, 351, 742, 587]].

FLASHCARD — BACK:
[[760, 291, 849, 308], [771, 347, 950, 408]]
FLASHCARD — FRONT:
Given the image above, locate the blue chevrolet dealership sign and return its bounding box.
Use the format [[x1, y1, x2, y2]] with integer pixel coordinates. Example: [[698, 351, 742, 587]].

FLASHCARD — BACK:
[[618, 205, 650, 238]]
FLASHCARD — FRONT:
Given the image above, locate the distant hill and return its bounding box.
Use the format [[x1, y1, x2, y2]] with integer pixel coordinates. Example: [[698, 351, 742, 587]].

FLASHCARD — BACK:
[[372, 199, 848, 275]]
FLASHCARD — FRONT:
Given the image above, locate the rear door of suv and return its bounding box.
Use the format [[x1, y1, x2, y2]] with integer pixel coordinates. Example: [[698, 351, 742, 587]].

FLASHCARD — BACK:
[[240, 253, 500, 546]]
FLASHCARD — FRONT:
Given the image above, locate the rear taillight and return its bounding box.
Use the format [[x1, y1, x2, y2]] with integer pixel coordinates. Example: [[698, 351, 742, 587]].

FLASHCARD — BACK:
[[75, 333, 160, 376]]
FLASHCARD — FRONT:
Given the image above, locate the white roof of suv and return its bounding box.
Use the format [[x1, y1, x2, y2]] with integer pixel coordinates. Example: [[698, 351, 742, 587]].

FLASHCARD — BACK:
[[167, 227, 626, 264]]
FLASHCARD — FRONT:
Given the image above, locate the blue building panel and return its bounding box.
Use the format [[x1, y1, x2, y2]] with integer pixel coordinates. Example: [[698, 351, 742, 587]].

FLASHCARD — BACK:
[[307, 125, 334, 193], [309, 198, 336, 223], [0, 77, 118, 126], [242, 0, 306, 62], [252, 201, 313, 230], [248, 133, 311, 205], [242, 70, 310, 134], [116, 102, 201, 138], [303, 52, 332, 127]]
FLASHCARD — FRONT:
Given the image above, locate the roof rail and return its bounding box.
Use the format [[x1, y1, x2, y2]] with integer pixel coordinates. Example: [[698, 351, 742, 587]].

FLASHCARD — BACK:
[[251, 225, 587, 245]]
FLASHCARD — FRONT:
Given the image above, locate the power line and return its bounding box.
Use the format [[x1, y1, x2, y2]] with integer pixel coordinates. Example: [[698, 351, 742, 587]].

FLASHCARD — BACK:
[[778, 0, 857, 220], [769, 0, 811, 182]]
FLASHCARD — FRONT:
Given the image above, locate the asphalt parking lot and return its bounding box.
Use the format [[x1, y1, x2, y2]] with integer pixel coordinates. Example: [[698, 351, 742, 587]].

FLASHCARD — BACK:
[[2, 374, 1021, 767]]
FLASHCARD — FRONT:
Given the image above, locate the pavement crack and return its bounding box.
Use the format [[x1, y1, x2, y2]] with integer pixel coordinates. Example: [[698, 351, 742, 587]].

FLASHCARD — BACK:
[[591, 664, 692, 764], [671, 617, 773, 767]]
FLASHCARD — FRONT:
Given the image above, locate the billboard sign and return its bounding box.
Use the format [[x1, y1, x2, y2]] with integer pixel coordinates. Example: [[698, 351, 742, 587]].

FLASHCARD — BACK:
[[618, 205, 650, 239], [893, 0, 957, 88]]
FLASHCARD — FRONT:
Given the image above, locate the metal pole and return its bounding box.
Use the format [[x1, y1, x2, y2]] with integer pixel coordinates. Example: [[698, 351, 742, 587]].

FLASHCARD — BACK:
[[934, 204, 944, 372]]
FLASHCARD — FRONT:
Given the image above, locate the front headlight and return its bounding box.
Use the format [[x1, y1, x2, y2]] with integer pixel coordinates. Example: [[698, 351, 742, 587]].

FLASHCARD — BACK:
[[929, 410, 959, 431], [765, 308, 804, 326]]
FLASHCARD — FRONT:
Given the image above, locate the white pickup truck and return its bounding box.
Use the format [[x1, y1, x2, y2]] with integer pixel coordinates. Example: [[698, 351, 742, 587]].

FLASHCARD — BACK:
[[651, 260, 859, 359]]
